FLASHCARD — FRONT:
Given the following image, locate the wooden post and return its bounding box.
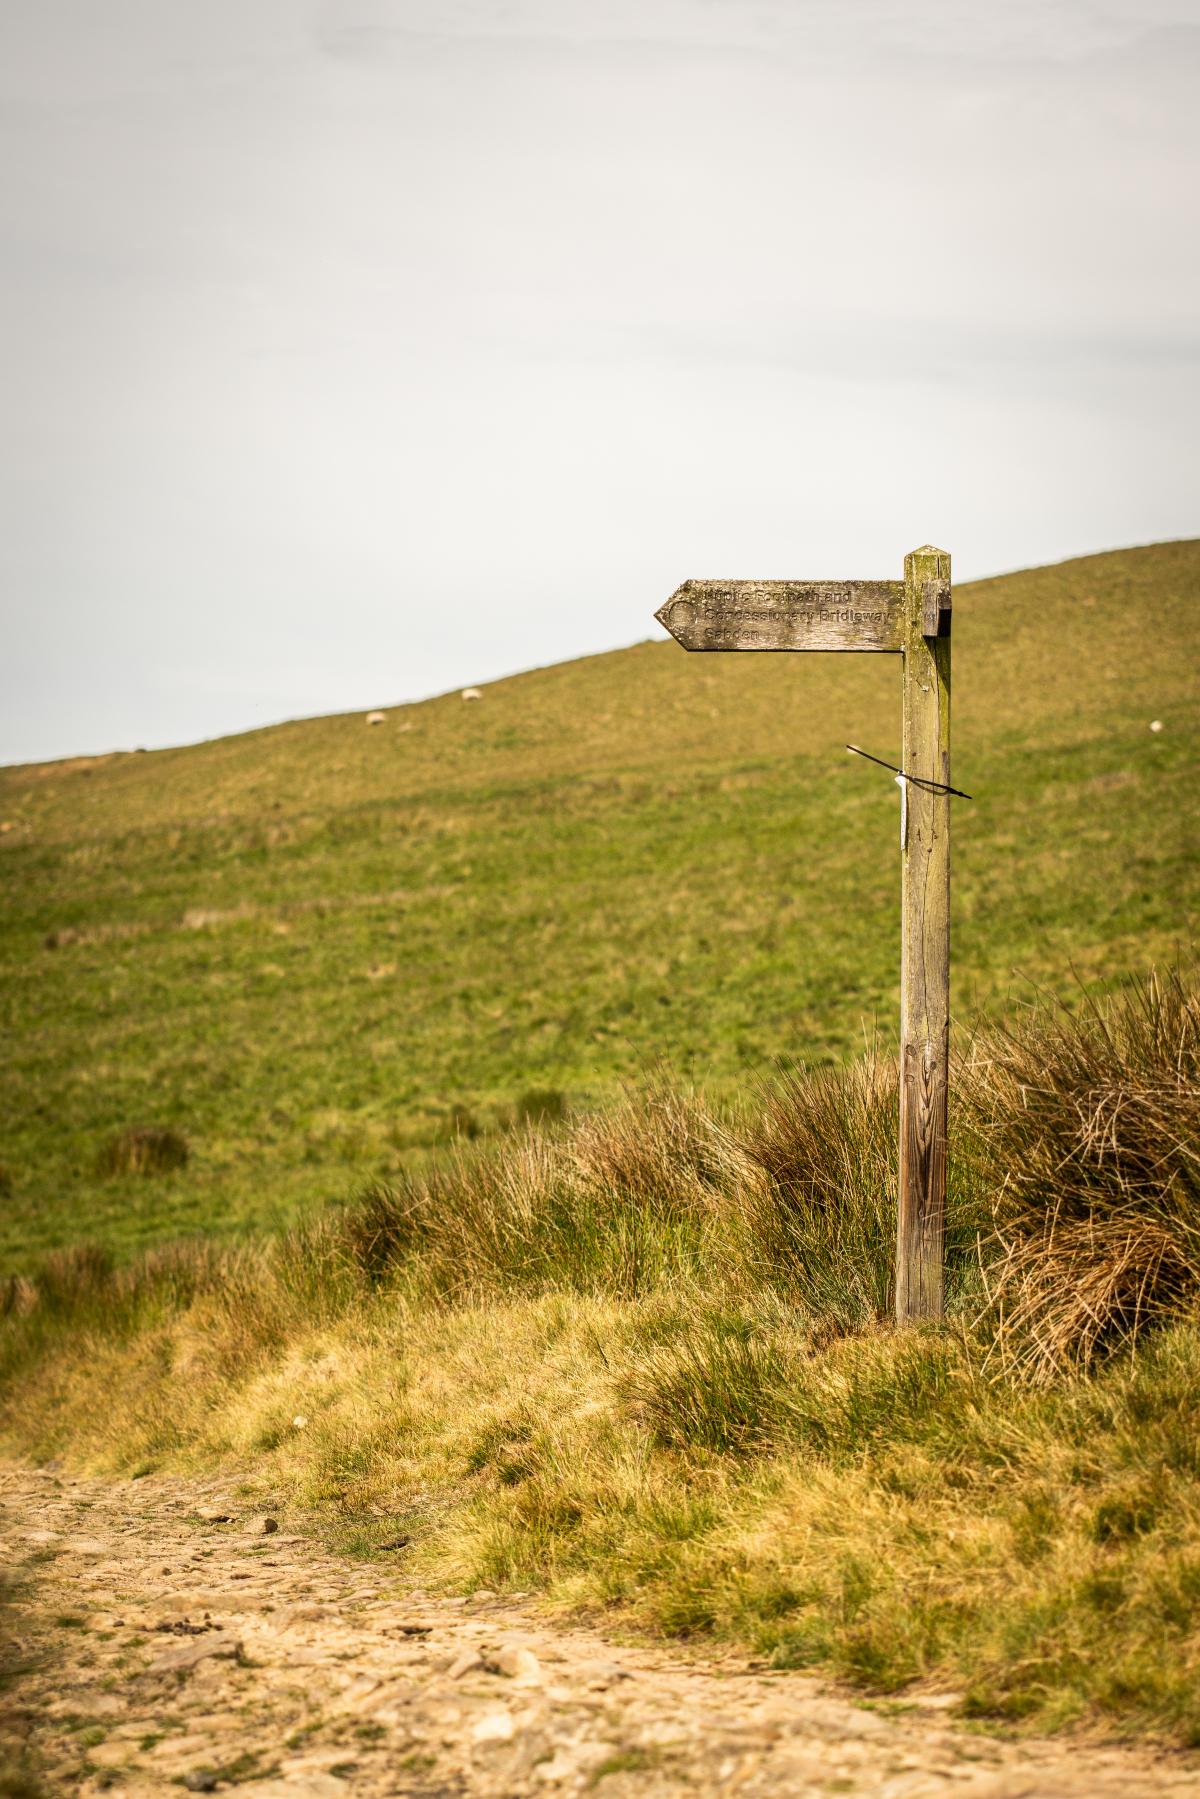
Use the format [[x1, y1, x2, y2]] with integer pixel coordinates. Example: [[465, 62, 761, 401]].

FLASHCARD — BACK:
[[896, 545, 952, 1321], [655, 545, 957, 1322]]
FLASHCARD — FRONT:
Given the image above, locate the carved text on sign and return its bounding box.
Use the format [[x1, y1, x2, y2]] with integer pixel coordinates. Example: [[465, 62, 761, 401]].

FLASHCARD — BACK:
[[655, 580, 905, 653]]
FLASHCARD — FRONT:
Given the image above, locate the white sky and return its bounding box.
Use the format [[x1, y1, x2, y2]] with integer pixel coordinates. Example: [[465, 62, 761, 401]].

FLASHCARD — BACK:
[[2, 0, 1198, 764]]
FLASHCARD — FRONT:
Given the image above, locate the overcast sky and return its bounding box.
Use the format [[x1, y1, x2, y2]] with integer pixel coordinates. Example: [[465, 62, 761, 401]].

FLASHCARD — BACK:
[[2, 0, 1197, 764]]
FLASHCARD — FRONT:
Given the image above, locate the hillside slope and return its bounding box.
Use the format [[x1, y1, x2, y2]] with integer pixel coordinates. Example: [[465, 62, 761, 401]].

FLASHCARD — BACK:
[[2, 540, 1197, 1266]]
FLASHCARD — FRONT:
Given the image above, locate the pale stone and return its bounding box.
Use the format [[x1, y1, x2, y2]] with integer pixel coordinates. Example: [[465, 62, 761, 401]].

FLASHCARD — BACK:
[[486, 1643, 542, 1686], [149, 1635, 243, 1675], [471, 1707, 516, 1743], [329, 1675, 381, 1711], [534, 1742, 615, 1783], [81, 1742, 131, 1768], [147, 1735, 220, 1761], [576, 1658, 633, 1685]]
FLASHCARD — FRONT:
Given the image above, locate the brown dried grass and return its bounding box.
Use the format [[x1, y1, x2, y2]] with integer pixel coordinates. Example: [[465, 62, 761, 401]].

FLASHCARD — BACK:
[[9, 966, 1200, 1388], [94, 1126, 190, 1179], [963, 968, 1200, 1381]]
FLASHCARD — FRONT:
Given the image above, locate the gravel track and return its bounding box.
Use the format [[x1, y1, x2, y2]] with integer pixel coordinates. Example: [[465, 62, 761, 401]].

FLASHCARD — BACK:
[[1, 1464, 1195, 1798]]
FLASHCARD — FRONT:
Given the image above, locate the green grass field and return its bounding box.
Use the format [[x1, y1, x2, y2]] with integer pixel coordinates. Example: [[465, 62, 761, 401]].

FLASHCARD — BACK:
[[2, 540, 1197, 1269]]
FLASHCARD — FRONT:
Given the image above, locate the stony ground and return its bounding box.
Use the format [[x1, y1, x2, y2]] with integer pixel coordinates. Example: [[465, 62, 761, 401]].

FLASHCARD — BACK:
[[1, 1465, 1196, 1798]]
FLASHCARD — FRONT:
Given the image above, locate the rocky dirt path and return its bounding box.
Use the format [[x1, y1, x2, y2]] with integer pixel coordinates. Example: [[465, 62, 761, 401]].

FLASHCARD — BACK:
[[1, 1464, 1196, 1798]]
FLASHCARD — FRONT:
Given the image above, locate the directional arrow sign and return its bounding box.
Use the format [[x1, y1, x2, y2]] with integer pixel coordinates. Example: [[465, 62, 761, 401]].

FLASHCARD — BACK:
[[655, 580, 905, 654]]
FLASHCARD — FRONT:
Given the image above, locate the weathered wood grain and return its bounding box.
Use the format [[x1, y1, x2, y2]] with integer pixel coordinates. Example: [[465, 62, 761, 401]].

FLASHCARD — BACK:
[[656, 581, 904, 653], [896, 545, 952, 1322]]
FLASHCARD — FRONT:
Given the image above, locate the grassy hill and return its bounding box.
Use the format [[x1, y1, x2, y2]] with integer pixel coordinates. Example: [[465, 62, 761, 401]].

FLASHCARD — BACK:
[[4, 543, 1200, 1749], [2, 540, 1198, 1269]]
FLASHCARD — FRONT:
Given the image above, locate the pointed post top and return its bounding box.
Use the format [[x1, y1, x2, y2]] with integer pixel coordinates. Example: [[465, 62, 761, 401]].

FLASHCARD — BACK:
[[906, 544, 951, 575]]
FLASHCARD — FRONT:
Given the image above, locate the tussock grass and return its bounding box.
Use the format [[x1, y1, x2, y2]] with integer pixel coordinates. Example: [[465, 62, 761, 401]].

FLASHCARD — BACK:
[[94, 1126, 189, 1179], [333, 1089, 744, 1303], [3, 970, 1200, 1743], [745, 1051, 898, 1309], [743, 1050, 986, 1327], [965, 969, 1200, 1381]]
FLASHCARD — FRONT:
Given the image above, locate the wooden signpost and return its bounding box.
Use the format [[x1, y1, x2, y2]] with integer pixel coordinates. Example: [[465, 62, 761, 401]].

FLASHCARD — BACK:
[[655, 546, 953, 1323]]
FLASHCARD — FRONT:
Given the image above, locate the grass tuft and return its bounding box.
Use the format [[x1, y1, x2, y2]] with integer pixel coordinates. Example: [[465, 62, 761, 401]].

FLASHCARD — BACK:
[[964, 967, 1200, 1380], [742, 1050, 898, 1323], [94, 1127, 190, 1180]]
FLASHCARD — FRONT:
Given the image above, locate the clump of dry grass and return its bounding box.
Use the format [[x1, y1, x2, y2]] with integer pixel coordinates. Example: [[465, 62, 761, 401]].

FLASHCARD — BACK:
[[741, 1050, 898, 1324], [964, 968, 1200, 1381], [94, 1125, 189, 1179], [9, 966, 1200, 1398], [334, 1088, 757, 1302], [1, 1238, 228, 1336], [17, 966, 1200, 1379], [741, 1048, 987, 1327]]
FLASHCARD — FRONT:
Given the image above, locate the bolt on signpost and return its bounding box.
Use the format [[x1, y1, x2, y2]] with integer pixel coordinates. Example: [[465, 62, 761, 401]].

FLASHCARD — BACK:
[[654, 547, 953, 1322]]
